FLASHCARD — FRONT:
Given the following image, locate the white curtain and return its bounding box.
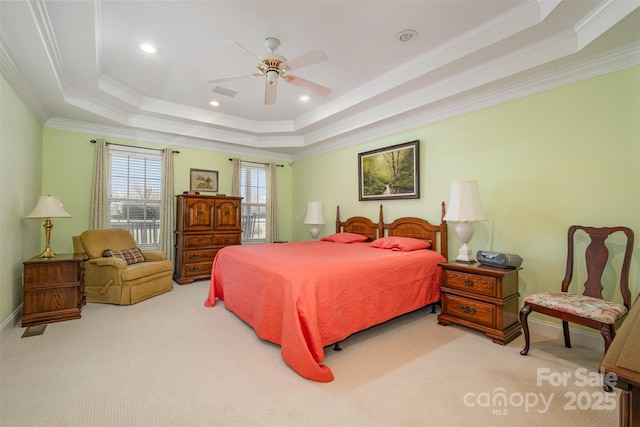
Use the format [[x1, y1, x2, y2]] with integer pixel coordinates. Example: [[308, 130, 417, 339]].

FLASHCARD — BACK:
[[160, 148, 175, 260], [266, 163, 279, 243], [231, 157, 241, 197], [89, 139, 109, 229]]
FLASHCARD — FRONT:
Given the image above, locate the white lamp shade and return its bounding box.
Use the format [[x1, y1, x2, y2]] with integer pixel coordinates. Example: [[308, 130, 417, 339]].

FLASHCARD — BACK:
[[443, 180, 486, 222], [304, 201, 325, 225], [25, 196, 72, 219]]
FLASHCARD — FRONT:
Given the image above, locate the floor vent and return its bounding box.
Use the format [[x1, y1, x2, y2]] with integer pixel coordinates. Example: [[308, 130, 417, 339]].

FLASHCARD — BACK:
[[22, 324, 47, 338]]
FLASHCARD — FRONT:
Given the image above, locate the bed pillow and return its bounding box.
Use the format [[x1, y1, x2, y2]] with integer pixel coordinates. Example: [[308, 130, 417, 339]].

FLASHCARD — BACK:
[[370, 236, 431, 252], [320, 232, 369, 243], [102, 247, 145, 264]]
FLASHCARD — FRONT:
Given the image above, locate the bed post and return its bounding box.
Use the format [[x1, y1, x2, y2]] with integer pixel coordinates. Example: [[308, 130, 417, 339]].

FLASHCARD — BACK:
[[335, 205, 341, 233], [378, 204, 384, 238], [441, 201, 448, 261]]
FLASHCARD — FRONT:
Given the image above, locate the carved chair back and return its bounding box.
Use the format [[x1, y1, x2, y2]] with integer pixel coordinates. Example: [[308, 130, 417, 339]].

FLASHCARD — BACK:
[[562, 225, 634, 308]]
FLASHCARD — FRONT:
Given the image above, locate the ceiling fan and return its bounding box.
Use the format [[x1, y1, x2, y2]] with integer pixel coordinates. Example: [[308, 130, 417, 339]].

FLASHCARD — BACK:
[[207, 37, 331, 105]]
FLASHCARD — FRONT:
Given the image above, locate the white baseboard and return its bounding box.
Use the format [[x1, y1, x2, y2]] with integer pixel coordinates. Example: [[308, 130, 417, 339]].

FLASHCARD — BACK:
[[528, 317, 604, 352], [0, 305, 22, 343]]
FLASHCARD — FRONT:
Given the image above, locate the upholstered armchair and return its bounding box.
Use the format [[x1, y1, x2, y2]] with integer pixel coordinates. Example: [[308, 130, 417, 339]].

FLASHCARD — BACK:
[[78, 229, 174, 305]]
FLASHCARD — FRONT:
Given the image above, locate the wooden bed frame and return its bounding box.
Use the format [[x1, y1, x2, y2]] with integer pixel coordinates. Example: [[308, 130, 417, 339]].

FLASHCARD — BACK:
[[335, 203, 448, 261]]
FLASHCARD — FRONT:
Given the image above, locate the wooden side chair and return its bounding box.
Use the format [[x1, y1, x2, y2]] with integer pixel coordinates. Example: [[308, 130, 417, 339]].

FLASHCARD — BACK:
[[520, 225, 634, 356]]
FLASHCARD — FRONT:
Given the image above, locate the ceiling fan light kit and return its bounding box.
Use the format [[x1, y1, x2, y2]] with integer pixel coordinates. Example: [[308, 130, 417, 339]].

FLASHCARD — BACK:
[[207, 37, 331, 105]]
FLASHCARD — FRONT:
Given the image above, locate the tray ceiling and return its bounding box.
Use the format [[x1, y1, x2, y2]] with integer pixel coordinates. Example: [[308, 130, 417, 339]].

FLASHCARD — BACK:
[[1, 1, 638, 160]]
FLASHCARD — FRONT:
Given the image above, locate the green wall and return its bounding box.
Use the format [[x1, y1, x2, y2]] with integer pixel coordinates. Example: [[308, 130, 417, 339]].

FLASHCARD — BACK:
[[1, 66, 639, 328], [41, 130, 294, 255], [0, 73, 43, 326], [292, 66, 640, 303]]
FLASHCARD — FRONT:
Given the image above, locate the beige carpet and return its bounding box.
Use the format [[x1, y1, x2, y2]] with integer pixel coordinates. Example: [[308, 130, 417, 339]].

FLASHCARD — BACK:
[[0, 281, 618, 426]]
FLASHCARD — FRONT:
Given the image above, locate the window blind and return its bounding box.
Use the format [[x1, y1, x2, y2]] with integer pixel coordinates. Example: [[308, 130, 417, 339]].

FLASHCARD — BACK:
[[108, 146, 162, 249]]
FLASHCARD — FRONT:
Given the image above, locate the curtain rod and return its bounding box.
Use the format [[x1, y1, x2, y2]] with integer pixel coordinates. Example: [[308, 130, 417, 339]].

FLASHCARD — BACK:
[[229, 158, 284, 167], [90, 140, 179, 154]]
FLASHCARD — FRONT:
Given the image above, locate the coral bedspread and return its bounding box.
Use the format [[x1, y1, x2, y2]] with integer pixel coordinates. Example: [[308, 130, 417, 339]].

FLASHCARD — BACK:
[[205, 241, 445, 382]]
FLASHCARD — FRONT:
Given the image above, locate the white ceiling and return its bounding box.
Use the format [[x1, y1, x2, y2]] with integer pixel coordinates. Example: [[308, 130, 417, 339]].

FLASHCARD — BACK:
[[1, 1, 639, 161]]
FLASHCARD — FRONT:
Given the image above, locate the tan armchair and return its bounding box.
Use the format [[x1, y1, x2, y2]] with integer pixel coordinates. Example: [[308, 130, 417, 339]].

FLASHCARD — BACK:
[[78, 229, 173, 305]]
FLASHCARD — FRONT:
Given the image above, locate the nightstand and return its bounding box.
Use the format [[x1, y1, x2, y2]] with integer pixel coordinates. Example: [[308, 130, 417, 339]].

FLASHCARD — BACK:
[[437, 261, 521, 345], [22, 253, 85, 327]]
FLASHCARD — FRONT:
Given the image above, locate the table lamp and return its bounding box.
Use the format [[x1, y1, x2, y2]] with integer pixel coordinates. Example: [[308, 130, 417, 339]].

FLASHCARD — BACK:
[[443, 181, 486, 263], [304, 201, 325, 241], [25, 195, 72, 259]]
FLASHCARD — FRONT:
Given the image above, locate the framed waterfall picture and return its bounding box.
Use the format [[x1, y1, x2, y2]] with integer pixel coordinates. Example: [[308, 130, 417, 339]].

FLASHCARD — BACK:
[[358, 140, 420, 201]]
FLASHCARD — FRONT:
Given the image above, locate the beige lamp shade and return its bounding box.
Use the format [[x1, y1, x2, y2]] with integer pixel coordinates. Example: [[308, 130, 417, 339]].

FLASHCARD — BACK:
[[25, 196, 72, 219], [25, 196, 72, 259]]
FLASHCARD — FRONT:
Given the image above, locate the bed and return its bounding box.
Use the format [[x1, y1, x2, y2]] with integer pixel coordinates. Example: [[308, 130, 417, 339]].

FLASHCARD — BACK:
[[205, 204, 448, 382]]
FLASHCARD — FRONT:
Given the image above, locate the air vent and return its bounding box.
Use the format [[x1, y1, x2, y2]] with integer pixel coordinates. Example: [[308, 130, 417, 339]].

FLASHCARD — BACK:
[[212, 86, 238, 98]]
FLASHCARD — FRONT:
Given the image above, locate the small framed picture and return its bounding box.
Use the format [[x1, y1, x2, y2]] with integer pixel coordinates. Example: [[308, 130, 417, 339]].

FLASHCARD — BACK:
[[358, 140, 420, 201], [190, 169, 218, 192]]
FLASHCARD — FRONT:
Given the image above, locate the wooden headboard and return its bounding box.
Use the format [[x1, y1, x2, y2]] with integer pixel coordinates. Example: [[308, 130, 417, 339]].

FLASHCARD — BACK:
[[335, 203, 448, 260], [335, 206, 382, 241]]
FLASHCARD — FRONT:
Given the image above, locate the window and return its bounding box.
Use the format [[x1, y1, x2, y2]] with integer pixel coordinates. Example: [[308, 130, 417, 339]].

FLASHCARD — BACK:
[[240, 162, 266, 242], [108, 146, 162, 249]]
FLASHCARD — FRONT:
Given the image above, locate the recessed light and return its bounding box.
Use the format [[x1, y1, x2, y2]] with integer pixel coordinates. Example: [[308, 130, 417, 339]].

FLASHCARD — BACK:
[[396, 30, 418, 42], [209, 100, 220, 107], [299, 95, 310, 102], [138, 43, 158, 54]]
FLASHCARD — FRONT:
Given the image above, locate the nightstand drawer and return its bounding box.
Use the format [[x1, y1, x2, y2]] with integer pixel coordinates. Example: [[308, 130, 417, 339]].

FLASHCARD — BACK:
[[445, 270, 496, 297], [23, 262, 81, 290], [442, 293, 495, 328]]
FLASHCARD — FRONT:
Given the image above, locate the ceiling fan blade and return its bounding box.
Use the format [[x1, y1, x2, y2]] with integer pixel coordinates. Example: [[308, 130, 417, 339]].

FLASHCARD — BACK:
[[207, 73, 260, 84], [221, 40, 260, 65], [282, 75, 331, 97], [264, 81, 277, 105], [284, 50, 327, 71]]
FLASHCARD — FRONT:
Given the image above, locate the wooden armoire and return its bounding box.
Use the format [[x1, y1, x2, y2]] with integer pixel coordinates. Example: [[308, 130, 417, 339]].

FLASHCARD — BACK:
[[174, 194, 241, 285]]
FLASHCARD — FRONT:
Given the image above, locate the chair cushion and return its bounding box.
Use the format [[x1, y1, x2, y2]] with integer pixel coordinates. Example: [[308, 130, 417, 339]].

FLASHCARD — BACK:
[[524, 292, 628, 324], [121, 260, 173, 282]]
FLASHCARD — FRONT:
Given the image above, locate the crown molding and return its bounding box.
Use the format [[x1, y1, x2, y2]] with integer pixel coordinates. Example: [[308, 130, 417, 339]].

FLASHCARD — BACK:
[[0, 34, 48, 123], [292, 42, 640, 161], [43, 117, 294, 162], [2, 0, 636, 160], [38, 41, 640, 163]]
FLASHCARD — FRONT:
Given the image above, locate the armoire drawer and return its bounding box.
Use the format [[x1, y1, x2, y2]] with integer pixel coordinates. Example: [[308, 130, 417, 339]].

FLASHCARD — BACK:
[[182, 261, 214, 277], [183, 234, 216, 248], [182, 248, 217, 263], [213, 234, 241, 246]]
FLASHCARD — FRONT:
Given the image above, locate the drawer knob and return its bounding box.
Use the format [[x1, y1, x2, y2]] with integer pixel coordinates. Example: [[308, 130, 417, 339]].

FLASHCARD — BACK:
[[460, 305, 477, 315], [189, 254, 200, 259], [464, 279, 474, 286], [188, 267, 199, 272]]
